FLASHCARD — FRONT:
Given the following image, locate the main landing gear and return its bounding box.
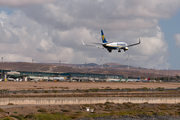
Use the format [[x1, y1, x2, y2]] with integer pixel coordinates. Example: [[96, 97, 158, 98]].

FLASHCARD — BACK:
[[108, 49, 112, 53]]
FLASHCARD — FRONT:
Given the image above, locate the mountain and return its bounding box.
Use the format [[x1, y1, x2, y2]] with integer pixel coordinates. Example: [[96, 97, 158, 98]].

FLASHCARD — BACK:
[[0, 62, 179, 78]]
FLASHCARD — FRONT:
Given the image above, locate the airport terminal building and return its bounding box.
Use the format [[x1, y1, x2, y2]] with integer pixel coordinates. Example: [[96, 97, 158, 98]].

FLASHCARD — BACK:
[[0, 70, 124, 82]]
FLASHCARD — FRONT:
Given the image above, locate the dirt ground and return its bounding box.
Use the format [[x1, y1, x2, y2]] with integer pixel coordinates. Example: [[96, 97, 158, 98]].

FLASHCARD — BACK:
[[1, 82, 180, 119], [0, 82, 180, 91], [1, 103, 180, 119]]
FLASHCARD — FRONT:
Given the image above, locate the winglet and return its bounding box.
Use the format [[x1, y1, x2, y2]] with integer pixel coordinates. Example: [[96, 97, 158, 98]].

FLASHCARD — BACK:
[[82, 40, 86, 45], [139, 38, 141, 43]]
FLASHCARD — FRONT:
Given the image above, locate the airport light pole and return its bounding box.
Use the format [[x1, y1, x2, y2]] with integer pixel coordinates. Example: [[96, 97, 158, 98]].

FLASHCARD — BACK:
[[128, 58, 129, 70], [6, 54, 9, 63], [85, 62, 86, 78], [1, 57, 3, 81], [32, 59, 34, 76], [59, 60, 61, 66], [154, 67, 155, 80], [59, 60, 61, 76], [168, 68, 170, 82]]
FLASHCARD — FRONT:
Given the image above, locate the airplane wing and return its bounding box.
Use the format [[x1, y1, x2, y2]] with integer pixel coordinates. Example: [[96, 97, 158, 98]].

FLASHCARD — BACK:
[[126, 39, 141, 47], [118, 39, 141, 50], [82, 40, 104, 49]]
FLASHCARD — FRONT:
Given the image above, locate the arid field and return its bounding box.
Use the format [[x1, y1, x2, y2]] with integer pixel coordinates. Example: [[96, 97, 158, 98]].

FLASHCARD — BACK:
[[1, 82, 180, 119], [0, 82, 180, 90]]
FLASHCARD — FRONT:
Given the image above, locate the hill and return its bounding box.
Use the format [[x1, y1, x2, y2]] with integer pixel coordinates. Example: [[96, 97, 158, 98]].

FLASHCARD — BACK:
[[0, 62, 179, 78]]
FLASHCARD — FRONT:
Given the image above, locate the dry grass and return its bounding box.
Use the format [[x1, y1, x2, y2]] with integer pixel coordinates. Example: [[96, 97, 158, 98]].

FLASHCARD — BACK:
[[2, 103, 180, 119], [0, 82, 180, 91]]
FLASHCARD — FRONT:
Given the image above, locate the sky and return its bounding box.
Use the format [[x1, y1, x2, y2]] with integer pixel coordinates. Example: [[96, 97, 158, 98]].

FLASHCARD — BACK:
[[0, 0, 180, 70]]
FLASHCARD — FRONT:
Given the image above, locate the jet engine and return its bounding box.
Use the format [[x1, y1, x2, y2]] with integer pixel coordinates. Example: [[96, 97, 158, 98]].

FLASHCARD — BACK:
[[123, 47, 129, 51]]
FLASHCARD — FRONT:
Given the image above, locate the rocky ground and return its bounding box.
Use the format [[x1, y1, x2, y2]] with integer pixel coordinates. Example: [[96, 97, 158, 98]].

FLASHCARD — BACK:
[[75, 115, 180, 120], [1, 102, 180, 119]]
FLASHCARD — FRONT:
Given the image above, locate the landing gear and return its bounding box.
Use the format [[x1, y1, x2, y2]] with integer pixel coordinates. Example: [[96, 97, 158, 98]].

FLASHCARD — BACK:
[[108, 49, 112, 53], [118, 49, 121, 52]]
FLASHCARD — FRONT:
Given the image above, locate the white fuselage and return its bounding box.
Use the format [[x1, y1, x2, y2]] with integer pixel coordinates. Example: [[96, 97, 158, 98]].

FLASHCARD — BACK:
[[103, 42, 128, 50]]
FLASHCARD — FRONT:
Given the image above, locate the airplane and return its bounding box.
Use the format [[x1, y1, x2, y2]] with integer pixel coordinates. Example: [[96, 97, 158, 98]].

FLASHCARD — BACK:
[[127, 76, 141, 82], [82, 30, 141, 53], [141, 77, 150, 82]]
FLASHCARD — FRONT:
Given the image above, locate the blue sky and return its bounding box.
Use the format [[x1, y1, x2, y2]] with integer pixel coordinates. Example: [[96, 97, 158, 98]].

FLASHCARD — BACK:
[[0, 7, 14, 14], [0, 0, 180, 70], [159, 9, 180, 69]]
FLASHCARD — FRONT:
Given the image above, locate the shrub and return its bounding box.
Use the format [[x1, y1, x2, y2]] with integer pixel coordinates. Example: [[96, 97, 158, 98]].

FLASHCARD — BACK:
[[35, 113, 71, 120], [64, 87, 69, 89], [34, 91, 38, 93], [76, 111, 82, 113], [70, 113, 83, 119], [0, 108, 4, 112], [123, 102, 133, 109], [142, 87, 148, 90], [37, 108, 47, 112], [156, 87, 164, 90], [104, 102, 110, 104], [43, 90, 48, 93], [61, 109, 70, 112], [3, 117, 14, 120], [7, 103, 14, 105], [10, 114, 24, 120], [52, 90, 59, 93], [25, 114, 34, 119], [105, 87, 111, 90]]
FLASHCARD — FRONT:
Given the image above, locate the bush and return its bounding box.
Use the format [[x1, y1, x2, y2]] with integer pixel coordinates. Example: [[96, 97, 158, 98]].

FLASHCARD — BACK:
[[7, 103, 14, 105], [43, 90, 48, 93], [37, 108, 47, 112], [10, 114, 24, 120], [144, 102, 148, 104], [3, 117, 14, 120], [0, 108, 4, 112], [61, 109, 70, 112], [52, 90, 59, 93], [34, 91, 38, 93], [123, 102, 133, 109], [35, 113, 71, 120], [142, 87, 148, 90], [105, 87, 111, 90], [25, 114, 34, 119]]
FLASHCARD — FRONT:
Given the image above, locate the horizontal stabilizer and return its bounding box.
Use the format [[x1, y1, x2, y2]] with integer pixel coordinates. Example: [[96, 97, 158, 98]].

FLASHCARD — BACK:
[[82, 40, 103, 49]]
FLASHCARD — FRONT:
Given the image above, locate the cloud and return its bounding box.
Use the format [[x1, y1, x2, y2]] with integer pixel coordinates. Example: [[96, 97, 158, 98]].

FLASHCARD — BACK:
[[0, 0, 180, 69], [174, 34, 180, 46], [20, 0, 180, 31], [131, 27, 169, 69], [0, 0, 55, 7]]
